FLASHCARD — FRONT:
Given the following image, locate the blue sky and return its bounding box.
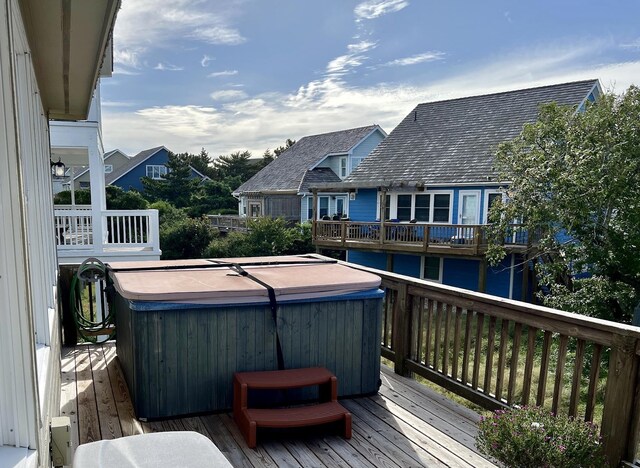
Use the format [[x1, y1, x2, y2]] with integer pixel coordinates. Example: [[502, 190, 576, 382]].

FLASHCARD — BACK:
[[102, 0, 640, 158]]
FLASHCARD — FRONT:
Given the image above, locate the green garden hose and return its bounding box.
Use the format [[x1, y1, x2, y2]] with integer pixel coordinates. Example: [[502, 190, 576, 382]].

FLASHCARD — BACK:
[[69, 258, 116, 344]]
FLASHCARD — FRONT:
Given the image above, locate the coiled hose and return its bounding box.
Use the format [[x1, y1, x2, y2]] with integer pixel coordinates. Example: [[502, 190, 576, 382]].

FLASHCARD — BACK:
[[69, 258, 116, 344]]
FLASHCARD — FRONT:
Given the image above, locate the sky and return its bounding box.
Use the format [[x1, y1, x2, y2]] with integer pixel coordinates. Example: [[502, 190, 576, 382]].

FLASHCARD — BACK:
[[102, 0, 640, 159]]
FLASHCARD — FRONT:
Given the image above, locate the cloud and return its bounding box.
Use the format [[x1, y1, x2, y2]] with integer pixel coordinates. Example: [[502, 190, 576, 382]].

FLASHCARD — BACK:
[[348, 40, 377, 53], [154, 62, 184, 71], [382, 51, 445, 67], [113, 0, 246, 67], [620, 39, 640, 50], [325, 41, 377, 76], [210, 90, 248, 101], [201, 55, 214, 67], [103, 42, 640, 159], [102, 101, 136, 107], [354, 0, 409, 20], [207, 70, 239, 78]]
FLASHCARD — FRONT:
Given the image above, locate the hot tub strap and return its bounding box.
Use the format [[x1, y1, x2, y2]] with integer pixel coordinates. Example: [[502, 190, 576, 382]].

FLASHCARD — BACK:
[[231, 264, 285, 371]]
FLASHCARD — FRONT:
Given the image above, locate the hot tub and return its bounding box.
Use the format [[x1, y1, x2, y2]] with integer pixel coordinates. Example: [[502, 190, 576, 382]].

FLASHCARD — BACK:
[[107, 255, 383, 420]]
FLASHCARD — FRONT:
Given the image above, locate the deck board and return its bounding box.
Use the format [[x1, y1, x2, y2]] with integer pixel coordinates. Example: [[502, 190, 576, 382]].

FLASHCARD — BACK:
[[61, 343, 496, 467]]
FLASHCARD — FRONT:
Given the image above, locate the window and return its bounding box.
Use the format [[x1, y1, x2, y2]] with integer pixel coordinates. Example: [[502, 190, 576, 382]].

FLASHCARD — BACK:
[[484, 190, 505, 223], [307, 197, 313, 220], [384, 194, 391, 220], [104, 164, 113, 174], [339, 157, 347, 178], [433, 194, 450, 222], [319, 197, 329, 218], [146, 165, 167, 179], [422, 256, 442, 282], [79, 181, 90, 189], [414, 194, 430, 221], [397, 195, 412, 221], [386, 192, 451, 223]]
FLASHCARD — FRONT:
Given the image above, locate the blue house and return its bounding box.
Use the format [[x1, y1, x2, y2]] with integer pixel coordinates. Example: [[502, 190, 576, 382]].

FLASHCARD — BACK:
[[312, 80, 601, 301], [107, 146, 209, 192], [234, 125, 386, 223]]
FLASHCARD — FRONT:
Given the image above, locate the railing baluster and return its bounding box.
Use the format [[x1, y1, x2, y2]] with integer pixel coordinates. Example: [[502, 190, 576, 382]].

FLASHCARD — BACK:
[[536, 330, 553, 406], [443, 304, 452, 376], [585, 344, 602, 422], [452, 307, 462, 380], [433, 302, 442, 372], [569, 339, 586, 417], [522, 326, 538, 405], [424, 299, 434, 367], [472, 312, 484, 390], [127, 215, 132, 243], [507, 322, 522, 405], [483, 316, 497, 394], [495, 319, 509, 401], [415, 297, 424, 364], [552, 334, 569, 414], [461, 310, 472, 385]]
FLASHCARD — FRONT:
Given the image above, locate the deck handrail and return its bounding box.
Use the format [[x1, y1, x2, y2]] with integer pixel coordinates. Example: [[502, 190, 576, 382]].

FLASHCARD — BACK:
[[318, 256, 640, 466], [208, 214, 249, 231], [313, 220, 531, 252]]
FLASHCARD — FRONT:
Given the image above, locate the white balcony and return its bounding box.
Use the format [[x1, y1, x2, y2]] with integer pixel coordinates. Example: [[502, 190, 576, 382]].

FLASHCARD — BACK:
[[54, 207, 161, 264]]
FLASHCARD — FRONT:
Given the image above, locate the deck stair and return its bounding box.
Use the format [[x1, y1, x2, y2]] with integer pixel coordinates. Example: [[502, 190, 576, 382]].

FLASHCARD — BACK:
[[233, 367, 352, 448]]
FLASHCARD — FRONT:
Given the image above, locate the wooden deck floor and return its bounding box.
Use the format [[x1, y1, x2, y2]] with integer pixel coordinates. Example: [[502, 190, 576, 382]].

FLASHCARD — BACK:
[[60, 343, 496, 467]]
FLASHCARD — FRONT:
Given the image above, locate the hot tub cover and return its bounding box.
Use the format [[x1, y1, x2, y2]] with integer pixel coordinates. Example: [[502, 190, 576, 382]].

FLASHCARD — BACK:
[[107, 255, 381, 305]]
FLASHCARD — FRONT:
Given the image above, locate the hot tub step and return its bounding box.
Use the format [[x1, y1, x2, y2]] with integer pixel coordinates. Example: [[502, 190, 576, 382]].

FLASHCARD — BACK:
[[233, 367, 352, 448]]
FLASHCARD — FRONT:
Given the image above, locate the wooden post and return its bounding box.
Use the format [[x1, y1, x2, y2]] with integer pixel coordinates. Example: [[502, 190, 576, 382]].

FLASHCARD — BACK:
[[478, 259, 487, 293], [386, 253, 394, 273], [392, 283, 411, 376], [473, 226, 481, 255], [379, 189, 387, 245], [600, 335, 640, 466], [311, 191, 318, 238]]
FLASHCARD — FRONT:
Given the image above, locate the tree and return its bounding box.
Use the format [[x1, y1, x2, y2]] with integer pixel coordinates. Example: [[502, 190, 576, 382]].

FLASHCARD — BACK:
[[142, 152, 200, 207], [53, 189, 91, 205], [186, 148, 215, 179], [187, 179, 237, 217], [274, 138, 295, 157], [486, 86, 640, 322], [105, 186, 148, 210]]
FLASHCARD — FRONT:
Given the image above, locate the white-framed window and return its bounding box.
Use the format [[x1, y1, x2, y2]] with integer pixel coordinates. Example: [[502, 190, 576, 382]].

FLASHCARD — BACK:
[[146, 165, 168, 180], [382, 191, 453, 223], [104, 164, 113, 174], [483, 189, 506, 223], [339, 157, 348, 178], [79, 181, 90, 189], [421, 256, 443, 282]]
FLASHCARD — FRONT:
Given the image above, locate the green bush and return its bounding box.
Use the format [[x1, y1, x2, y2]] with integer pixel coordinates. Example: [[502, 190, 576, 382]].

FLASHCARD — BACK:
[[53, 189, 91, 205], [476, 406, 605, 468], [105, 186, 148, 210], [160, 217, 218, 260], [149, 200, 187, 227]]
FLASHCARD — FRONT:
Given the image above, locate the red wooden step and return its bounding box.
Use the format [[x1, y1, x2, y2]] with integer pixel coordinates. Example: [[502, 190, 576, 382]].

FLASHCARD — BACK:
[[234, 367, 335, 390], [244, 401, 350, 428]]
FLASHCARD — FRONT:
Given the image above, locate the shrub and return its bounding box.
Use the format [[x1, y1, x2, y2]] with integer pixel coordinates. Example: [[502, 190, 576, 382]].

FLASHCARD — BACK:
[[105, 186, 148, 210], [476, 406, 605, 468], [160, 217, 218, 260], [53, 189, 91, 205]]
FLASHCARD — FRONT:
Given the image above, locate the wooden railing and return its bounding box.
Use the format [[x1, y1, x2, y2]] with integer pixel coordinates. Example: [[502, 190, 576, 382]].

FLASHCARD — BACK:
[[54, 209, 160, 252], [337, 259, 640, 466], [208, 214, 249, 232], [313, 220, 530, 255]]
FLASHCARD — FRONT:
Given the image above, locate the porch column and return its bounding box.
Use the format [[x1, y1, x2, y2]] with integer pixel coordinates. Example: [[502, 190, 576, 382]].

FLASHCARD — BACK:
[[88, 144, 105, 254], [379, 188, 387, 245]]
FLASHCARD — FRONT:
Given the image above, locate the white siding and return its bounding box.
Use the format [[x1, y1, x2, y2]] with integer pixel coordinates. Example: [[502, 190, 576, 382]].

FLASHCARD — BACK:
[[0, 0, 61, 463]]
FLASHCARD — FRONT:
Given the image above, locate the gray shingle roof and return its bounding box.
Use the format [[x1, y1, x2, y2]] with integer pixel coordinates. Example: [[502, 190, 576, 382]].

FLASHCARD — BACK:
[[106, 146, 165, 185], [345, 80, 599, 186], [234, 125, 380, 194], [299, 168, 342, 192]]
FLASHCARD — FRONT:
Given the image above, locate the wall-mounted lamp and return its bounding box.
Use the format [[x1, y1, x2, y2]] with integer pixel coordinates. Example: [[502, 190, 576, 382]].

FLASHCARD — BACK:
[[51, 158, 65, 177]]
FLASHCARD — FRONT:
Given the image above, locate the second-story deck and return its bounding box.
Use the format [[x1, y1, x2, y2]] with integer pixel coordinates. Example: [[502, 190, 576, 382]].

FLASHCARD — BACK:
[[54, 206, 161, 264], [313, 220, 530, 256]]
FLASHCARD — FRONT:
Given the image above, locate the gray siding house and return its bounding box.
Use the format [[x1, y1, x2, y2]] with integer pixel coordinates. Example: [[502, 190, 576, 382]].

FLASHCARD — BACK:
[[233, 125, 386, 223]]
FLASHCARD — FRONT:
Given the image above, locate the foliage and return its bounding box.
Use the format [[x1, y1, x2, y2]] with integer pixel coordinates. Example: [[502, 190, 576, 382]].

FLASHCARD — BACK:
[[213, 150, 256, 188], [486, 86, 640, 322], [476, 406, 605, 468], [260, 139, 295, 169], [53, 189, 91, 205], [187, 180, 237, 217], [185, 148, 215, 179], [274, 138, 295, 157], [105, 185, 148, 210], [149, 201, 187, 227], [204, 218, 313, 258], [159, 216, 218, 260], [142, 152, 200, 207]]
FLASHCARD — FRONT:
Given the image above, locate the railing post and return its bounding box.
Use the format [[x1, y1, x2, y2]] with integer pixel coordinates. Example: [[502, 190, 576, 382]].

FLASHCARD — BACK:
[[340, 221, 346, 245], [392, 283, 412, 376], [148, 209, 160, 252], [473, 226, 481, 255], [600, 335, 640, 466]]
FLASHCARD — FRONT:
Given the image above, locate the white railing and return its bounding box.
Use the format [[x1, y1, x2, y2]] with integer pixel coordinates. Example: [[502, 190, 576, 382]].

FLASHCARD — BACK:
[[54, 209, 160, 253]]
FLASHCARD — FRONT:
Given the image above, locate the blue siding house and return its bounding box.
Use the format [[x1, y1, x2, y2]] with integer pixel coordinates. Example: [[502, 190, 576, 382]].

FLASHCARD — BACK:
[[107, 146, 208, 192], [312, 80, 601, 301], [234, 125, 386, 223]]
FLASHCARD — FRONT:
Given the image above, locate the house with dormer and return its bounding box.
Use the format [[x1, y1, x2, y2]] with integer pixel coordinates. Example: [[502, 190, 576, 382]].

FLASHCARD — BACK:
[[311, 80, 601, 301], [233, 125, 386, 223]]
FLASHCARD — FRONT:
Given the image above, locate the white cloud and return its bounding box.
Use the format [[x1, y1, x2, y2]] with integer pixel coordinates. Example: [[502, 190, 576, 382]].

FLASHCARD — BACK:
[[103, 43, 640, 158], [383, 51, 445, 67], [207, 70, 239, 78], [154, 62, 184, 71], [620, 39, 640, 49], [325, 41, 377, 76], [354, 0, 409, 20], [113, 0, 245, 67], [348, 40, 377, 53], [210, 90, 248, 101], [201, 55, 214, 67]]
